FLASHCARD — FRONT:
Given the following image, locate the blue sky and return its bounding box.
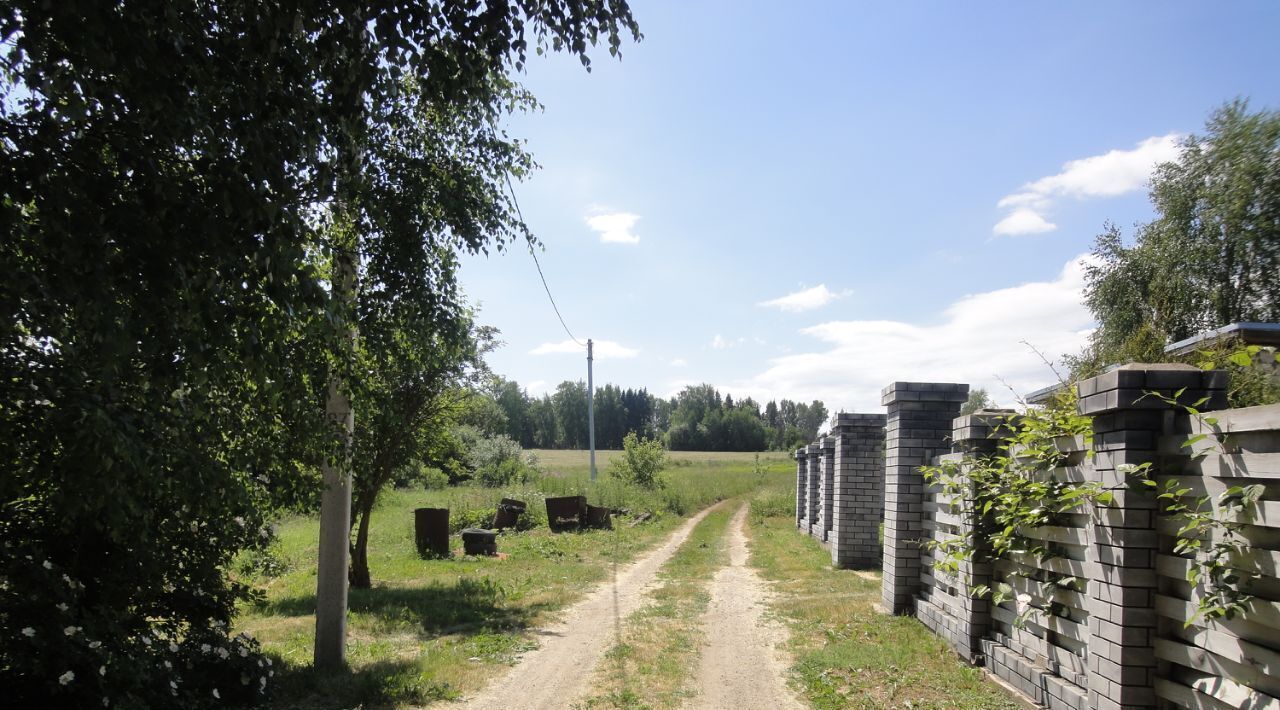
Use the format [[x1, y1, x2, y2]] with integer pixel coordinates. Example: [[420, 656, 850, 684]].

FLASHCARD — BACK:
[[459, 1, 1280, 414]]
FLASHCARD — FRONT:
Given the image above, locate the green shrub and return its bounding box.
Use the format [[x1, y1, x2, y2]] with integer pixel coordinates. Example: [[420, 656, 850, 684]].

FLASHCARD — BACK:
[[467, 434, 539, 487], [609, 432, 668, 490], [749, 489, 795, 524], [390, 459, 449, 490]]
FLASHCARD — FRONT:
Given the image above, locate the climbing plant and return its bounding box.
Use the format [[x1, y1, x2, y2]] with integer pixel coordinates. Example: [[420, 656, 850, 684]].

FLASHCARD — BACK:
[[924, 385, 1262, 628]]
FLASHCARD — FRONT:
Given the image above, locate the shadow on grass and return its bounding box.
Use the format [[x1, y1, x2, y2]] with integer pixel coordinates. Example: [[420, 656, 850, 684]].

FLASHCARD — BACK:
[[257, 577, 551, 637], [269, 657, 458, 709]]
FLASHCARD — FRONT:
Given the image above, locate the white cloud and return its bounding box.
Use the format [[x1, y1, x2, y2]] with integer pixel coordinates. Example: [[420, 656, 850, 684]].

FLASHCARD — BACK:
[[725, 255, 1097, 413], [585, 211, 641, 244], [993, 133, 1181, 236], [758, 284, 850, 312], [994, 208, 1056, 236], [669, 358, 688, 367], [530, 339, 639, 359]]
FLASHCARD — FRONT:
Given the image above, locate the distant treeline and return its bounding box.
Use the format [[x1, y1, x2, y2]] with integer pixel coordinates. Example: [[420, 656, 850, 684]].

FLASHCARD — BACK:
[[472, 378, 827, 452]]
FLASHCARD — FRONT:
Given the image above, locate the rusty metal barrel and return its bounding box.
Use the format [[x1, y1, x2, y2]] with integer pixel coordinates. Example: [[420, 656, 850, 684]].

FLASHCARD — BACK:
[[491, 498, 527, 530], [414, 507, 449, 558]]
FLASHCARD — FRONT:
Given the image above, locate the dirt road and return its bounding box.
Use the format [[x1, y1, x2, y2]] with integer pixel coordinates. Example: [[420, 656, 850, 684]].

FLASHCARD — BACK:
[[688, 504, 804, 709], [457, 501, 729, 710]]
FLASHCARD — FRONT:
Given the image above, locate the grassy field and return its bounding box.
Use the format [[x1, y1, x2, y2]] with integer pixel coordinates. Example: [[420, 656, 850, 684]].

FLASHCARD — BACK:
[[234, 450, 793, 708], [746, 481, 1019, 709]]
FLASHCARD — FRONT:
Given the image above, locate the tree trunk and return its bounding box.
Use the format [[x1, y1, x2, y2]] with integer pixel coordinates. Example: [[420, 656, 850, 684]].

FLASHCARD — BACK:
[[349, 501, 373, 589]]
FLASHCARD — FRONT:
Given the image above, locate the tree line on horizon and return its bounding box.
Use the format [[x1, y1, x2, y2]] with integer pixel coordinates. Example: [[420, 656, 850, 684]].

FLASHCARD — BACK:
[[469, 377, 829, 452]]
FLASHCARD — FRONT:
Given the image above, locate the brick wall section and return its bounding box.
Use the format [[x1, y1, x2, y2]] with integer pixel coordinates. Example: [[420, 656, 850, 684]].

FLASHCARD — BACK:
[[819, 436, 835, 542], [880, 382, 968, 614], [795, 448, 808, 529], [943, 410, 1012, 662], [806, 443, 821, 537], [1076, 364, 1224, 710], [830, 413, 886, 569]]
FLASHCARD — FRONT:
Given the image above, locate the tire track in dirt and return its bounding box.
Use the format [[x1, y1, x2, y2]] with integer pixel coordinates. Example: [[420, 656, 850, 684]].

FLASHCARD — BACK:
[[686, 504, 803, 709], [457, 500, 730, 710]]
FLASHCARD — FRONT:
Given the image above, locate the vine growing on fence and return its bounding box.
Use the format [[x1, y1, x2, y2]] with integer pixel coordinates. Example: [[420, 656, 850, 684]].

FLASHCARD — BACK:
[[1138, 388, 1261, 623], [923, 385, 1260, 629]]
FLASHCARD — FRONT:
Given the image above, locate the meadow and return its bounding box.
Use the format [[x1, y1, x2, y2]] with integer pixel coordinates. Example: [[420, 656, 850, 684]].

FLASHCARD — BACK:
[[234, 450, 793, 708]]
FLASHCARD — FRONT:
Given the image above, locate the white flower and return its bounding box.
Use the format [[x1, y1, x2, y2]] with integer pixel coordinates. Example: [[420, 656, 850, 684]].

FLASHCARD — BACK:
[[21, 627, 35, 637], [212, 688, 220, 699], [163, 661, 172, 669], [233, 516, 245, 527], [64, 626, 78, 636], [99, 665, 106, 676], [59, 671, 75, 685], [265, 658, 272, 666], [200, 643, 211, 653], [238, 646, 248, 657], [102, 698, 110, 707], [43, 560, 53, 569], [57, 603, 69, 611], [169, 642, 179, 652], [89, 641, 102, 649], [170, 680, 178, 689], [140, 634, 151, 646], [215, 647, 230, 659]]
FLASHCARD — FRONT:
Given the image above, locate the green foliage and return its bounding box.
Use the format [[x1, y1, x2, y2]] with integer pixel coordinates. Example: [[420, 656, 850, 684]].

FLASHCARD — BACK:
[[960, 388, 993, 415], [921, 392, 1113, 624], [609, 433, 669, 490], [926, 384, 1263, 628], [1082, 100, 1280, 371], [467, 435, 540, 488], [1, 0, 641, 703], [1192, 341, 1280, 407], [391, 460, 449, 490]]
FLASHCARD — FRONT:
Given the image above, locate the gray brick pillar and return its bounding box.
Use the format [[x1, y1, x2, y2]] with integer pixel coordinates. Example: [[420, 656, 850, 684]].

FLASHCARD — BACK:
[[795, 448, 808, 529], [1076, 364, 1224, 710], [830, 413, 886, 569], [880, 382, 968, 615], [806, 443, 821, 537], [946, 409, 1015, 662], [818, 436, 835, 542]]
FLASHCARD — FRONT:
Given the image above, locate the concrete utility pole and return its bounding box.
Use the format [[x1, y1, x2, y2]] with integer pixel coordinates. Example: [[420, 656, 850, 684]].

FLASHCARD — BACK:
[[314, 246, 355, 670], [587, 338, 597, 480]]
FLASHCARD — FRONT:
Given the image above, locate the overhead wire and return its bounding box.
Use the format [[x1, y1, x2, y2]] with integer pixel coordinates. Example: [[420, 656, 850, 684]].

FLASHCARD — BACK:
[[504, 172, 585, 348]]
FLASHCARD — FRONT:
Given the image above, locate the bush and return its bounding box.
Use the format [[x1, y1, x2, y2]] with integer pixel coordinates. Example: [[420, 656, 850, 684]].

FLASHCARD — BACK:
[[467, 434, 538, 487], [609, 432, 668, 490], [390, 459, 448, 490]]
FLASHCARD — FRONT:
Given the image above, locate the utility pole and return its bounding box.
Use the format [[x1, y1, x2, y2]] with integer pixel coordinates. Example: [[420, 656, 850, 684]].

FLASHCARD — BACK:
[[587, 338, 596, 481], [314, 240, 355, 670]]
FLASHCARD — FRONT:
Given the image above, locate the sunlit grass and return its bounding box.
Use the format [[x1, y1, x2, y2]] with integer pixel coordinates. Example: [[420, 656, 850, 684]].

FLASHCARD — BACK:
[[235, 451, 792, 708], [747, 480, 1020, 710]]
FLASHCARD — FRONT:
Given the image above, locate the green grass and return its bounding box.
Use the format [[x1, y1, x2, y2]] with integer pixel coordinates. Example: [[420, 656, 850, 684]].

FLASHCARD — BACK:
[[577, 503, 738, 709], [236, 451, 792, 708], [747, 486, 1020, 710]]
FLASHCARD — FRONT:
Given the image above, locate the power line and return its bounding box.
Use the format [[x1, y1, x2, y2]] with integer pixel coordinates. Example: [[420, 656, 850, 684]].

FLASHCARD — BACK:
[[504, 172, 585, 348]]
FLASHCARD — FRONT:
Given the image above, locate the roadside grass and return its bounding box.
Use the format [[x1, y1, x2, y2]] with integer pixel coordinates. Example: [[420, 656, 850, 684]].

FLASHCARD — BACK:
[[747, 494, 1020, 710], [236, 452, 791, 708], [576, 503, 738, 710]]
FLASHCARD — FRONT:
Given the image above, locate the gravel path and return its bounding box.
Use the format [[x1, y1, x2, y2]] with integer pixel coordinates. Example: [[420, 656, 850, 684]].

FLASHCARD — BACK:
[[687, 504, 803, 709], [456, 501, 728, 710]]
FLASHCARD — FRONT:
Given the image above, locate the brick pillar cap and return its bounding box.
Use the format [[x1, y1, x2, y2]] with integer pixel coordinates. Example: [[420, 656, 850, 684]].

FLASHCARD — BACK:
[[881, 381, 969, 405]]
